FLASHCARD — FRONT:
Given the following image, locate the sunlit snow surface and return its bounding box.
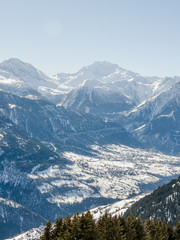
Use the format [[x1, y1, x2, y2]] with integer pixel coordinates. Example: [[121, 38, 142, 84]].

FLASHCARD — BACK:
[[28, 144, 180, 206], [0, 197, 21, 209], [7, 226, 44, 240], [90, 192, 151, 220]]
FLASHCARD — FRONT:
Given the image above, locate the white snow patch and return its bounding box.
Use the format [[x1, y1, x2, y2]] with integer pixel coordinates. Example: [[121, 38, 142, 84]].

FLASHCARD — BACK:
[[0, 197, 21, 208], [8, 104, 18, 109], [24, 95, 40, 100], [50, 143, 57, 152], [0, 133, 4, 140], [6, 225, 44, 240], [90, 192, 151, 219], [37, 183, 53, 194], [30, 165, 41, 174], [157, 111, 175, 120]]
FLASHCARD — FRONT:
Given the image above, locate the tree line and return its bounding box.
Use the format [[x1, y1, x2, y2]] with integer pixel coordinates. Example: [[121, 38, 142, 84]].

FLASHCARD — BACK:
[[40, 210, 180, 240]]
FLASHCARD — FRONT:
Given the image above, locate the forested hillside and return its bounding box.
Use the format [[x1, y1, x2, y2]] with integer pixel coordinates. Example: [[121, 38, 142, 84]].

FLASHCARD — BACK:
[[125, 176, 180, 226]]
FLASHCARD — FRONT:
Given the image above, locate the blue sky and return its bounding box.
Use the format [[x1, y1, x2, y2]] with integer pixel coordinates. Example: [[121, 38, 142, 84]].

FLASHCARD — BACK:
[[0, 0, 180, 76]]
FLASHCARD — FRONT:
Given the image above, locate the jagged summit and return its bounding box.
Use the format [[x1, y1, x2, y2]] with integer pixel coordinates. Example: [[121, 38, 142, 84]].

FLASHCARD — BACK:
[[0, 58, 59, 95], [0, 58, 41, 76], [78, 61, 121, 77], [55, 61, 121, 87], [1, 57, 29, 65], [0, 58, 49, 81]]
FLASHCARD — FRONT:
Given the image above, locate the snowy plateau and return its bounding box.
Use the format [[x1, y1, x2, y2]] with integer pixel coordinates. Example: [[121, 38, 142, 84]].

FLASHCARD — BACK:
[[0, 58, 180, 239]]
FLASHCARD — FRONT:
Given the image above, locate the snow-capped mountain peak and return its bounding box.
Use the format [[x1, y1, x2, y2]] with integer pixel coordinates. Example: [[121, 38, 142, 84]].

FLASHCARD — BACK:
[[1, 58, 44, 78], [0, 58, 66, 102], [79, 61, 120, 77], [0, 58, 54, 87], [55, 61, 121, 88]]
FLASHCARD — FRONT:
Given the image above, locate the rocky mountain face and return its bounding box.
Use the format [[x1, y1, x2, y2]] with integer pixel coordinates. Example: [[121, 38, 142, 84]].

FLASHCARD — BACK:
[[0, 111, 61, 163], [0, 58, 180, 239], [55, 62, 158, 119], [59, 79, 135, 119], [122, 81, 180, 155], [0, 110, 72, 238], [0, 89, 138, 154], [0, 197, 46, 240]]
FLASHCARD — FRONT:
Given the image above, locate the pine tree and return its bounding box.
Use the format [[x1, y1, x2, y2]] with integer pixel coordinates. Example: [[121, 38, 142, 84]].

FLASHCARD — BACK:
[[97, 212, 111, 240], [71, 212, 82, 240], [117, 216, 127, 240], [167, 224, 175, 240], [174, 221, 180, 240], [62, 216, 72, 240], [126, 216, 145, 240], [97, 212, 124, 240], [79, 211, 97, 240], [40, 220, 52, 240], [51, 217, 63, 240]]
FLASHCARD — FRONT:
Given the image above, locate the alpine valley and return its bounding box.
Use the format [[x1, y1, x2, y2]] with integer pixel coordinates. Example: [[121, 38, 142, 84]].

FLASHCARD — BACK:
[[0, 58, 180, 239]]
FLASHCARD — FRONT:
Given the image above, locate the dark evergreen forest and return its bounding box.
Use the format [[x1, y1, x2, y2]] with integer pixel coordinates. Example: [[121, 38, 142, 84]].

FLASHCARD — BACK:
[[40, 211, 180, 240], [125, 176, 180, 226]]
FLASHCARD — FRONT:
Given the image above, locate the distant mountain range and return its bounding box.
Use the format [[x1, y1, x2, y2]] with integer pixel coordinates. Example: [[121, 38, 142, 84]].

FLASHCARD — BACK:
[[0, 58, 180, 239]]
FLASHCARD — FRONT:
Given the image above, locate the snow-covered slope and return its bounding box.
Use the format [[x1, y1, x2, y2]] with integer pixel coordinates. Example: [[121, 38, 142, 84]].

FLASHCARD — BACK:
[[55, 61, 120, 87], [55, 61, 158, 99], [0, 68, 42, 99], [0, 58, 70, 103], [0, 197, 46, 240], [124, 80, 180, 127], [7, 226, 44, 240], [59, 79, 134, 117], [0, 110, 61, 163], [0, 58, 57, 90], [89, 192, 151, 220]]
